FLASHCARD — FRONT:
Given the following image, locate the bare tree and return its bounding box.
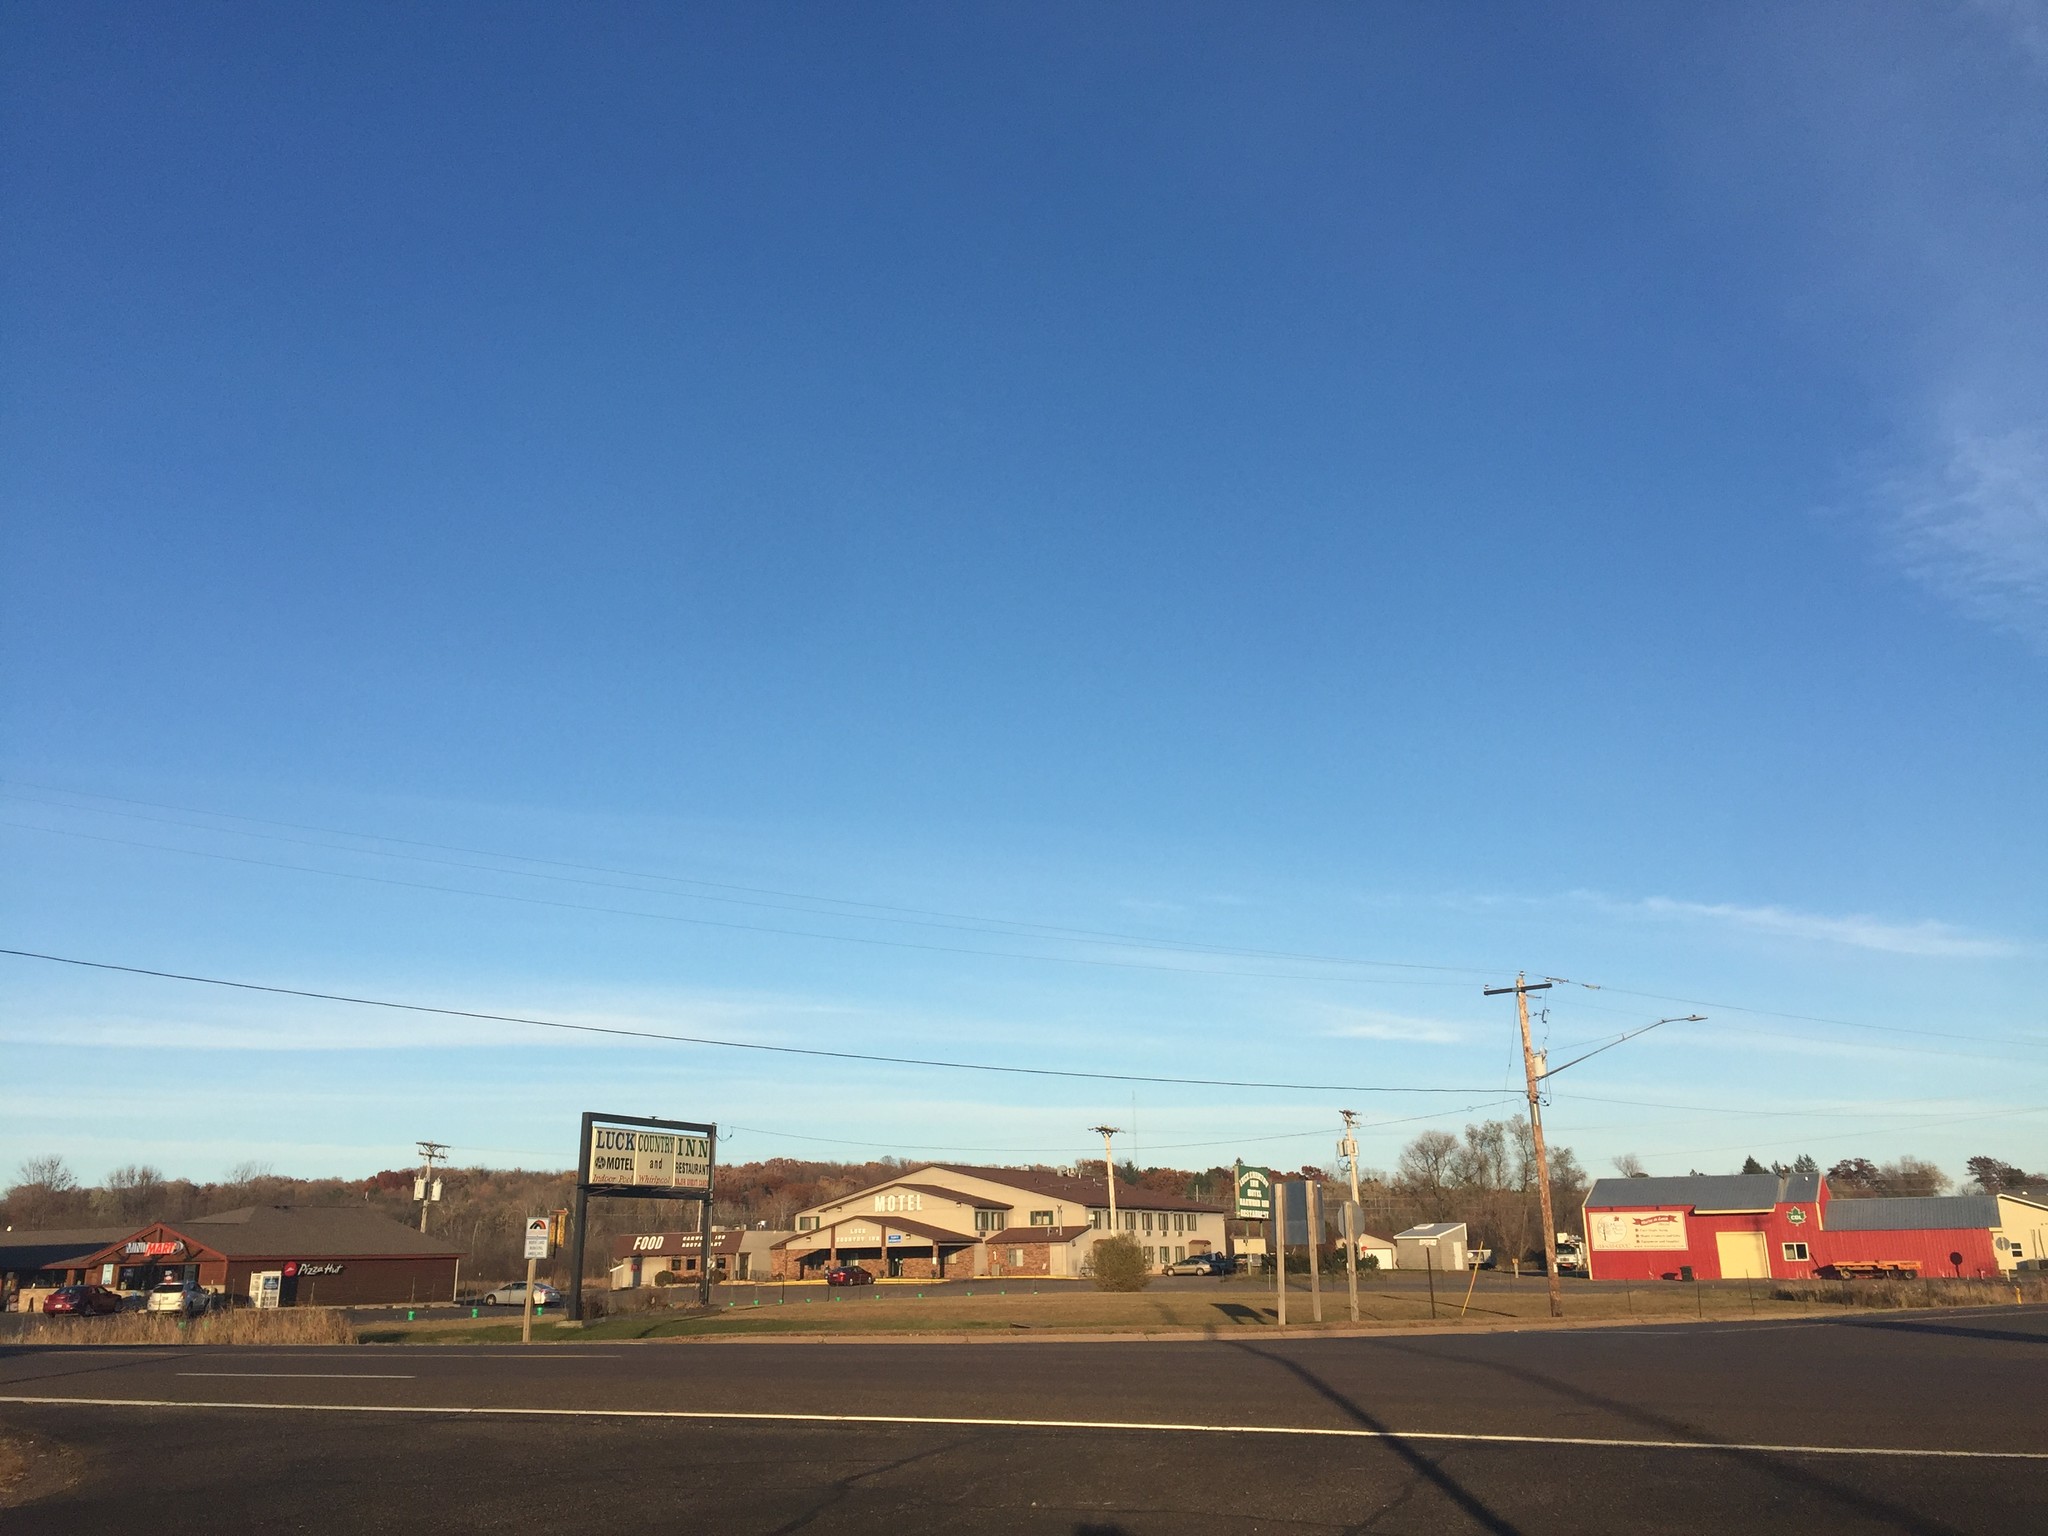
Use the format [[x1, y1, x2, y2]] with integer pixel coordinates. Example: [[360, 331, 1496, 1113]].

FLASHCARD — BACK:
[[6, 1155, 86, 1228], [1612, 1153, 1647, 1178], [1396, 1130, 1460, 1217]]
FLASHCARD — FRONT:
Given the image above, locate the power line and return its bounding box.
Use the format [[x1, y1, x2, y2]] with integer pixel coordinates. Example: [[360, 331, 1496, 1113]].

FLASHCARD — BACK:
[[0, 822, 1469, 989], [0, 782, 1494, 977], [0, 947, 1501, 1095], [1583, 982, 2048, 1054]]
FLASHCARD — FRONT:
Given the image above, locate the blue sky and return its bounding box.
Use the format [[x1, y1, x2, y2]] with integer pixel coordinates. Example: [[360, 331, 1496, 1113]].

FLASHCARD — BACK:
[[3, 4, 2044, 1190]]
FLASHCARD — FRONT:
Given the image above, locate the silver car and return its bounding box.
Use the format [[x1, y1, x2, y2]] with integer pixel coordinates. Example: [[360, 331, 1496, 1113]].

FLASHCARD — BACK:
[[145, 1281, 211, 1315], [482, 1281, 563, 1307]]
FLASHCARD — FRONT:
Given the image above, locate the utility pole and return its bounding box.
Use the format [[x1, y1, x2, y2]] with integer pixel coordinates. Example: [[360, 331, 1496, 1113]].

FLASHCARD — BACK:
[[414, 1141, 448, 1234], [1339, 1110, 1362, 1324], [1090, 1126, 1122, 1232], [1484, 975, 1560, 1318]]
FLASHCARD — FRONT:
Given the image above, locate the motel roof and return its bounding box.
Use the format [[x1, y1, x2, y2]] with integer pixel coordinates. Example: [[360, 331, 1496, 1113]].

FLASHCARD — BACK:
[[927, 1165, 1226, 1214], [981, 1225, 1094, 1245]]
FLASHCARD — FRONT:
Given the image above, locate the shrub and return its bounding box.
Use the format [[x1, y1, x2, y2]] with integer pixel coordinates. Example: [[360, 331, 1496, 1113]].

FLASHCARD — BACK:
[[1087, 1234, 1151, 1291], [1361, 1252, 1379, 1272], [652, 1270, 679, 1286]]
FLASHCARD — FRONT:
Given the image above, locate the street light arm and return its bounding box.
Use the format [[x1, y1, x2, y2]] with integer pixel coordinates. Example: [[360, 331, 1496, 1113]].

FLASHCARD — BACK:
[[1538, 1016, 1704, 1080]]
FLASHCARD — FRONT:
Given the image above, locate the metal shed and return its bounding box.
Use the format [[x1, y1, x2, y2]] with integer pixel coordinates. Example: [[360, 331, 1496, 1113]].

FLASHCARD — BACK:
[[1394, 1221, 1468, 1273]]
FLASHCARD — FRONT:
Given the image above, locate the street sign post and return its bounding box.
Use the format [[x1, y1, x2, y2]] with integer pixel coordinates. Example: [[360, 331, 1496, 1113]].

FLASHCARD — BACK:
[[522, 1216, 550, 1344]]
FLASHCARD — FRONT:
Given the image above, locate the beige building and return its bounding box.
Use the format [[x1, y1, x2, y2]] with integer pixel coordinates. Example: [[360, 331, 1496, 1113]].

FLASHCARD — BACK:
[[773, 1164, 1227, 1280]]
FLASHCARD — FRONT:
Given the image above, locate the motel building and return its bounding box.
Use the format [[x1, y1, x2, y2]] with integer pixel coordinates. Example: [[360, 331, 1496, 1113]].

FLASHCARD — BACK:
[[1584, 1172, 2048, 1282], [772, 1164, 1227, 1280]]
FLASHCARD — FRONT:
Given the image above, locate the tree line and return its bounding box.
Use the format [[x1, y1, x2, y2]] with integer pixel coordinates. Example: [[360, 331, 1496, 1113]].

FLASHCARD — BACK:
[[7, 1140, 2035, 1283]]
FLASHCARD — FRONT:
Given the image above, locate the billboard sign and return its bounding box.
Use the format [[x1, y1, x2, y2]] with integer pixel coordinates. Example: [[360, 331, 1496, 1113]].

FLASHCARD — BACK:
[[1591, 1210, 1689, 1252], [578, 1112, 716, 1196], [1234, 1164, 1273, 1220]]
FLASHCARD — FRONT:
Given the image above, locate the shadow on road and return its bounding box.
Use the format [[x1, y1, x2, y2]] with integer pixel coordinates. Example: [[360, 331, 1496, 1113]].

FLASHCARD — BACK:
[[1840, 1315, 2048, 1349], [1366, 1335, 1973, 1536], [1229, 1341, 1525, 1535]]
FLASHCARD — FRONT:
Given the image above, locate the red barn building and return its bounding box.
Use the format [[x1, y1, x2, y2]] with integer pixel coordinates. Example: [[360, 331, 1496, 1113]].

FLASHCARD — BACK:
[[1583, 1173, 2030, 1282]]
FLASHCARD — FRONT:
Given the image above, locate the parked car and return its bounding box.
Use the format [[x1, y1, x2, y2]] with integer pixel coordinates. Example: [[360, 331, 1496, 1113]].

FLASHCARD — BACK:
[[824, 1265, 875, 1286], [145, 1281, 212, 1315], [42, 1285, 122, 1316], [1467, 1248, 1495, 1270], [483, 1282, 563, 1307], [1164, 1254, 1232, 1276]]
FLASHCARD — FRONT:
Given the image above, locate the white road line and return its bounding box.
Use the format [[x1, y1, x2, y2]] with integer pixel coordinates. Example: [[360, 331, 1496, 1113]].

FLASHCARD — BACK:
[[2, 1395, 2040, 1461], [175, 1373, 416, 1380]]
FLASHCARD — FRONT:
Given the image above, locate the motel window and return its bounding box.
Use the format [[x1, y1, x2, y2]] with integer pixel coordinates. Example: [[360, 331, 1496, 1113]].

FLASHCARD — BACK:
[[1088, 1209, 1105, 1230], [1782, 1242, 1810, 1262], [796, 1216, 819, 1232], [1176, 1246, 1186, 1262], [1122, 1211, 1136, 1231], [975, 1208, 1010, 1233], [1029, 1210, 1054, 1226], [1141, 1212, 1153, 1234], [1010, 1249, 1025, 1266]]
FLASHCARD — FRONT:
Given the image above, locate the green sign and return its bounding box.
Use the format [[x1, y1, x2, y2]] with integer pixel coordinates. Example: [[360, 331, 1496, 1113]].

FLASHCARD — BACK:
[[1234, 1164, 1273, 1220]]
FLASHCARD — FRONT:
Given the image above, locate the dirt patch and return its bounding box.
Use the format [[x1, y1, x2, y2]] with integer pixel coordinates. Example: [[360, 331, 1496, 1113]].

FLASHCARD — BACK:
[[0, 1423, 85, 1510]]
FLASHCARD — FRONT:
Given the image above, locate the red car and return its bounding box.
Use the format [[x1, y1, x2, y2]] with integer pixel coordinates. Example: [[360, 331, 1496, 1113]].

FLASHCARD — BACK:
[[42, 1284, 122, 1316], [824, 1265, 875, 1286]]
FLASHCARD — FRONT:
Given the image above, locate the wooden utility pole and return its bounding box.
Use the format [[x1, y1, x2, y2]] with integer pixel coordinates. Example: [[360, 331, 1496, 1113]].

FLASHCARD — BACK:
[[1339, 1110, 1362, 1324], [415, 1141, 448, 1234], [1485, 974, 1560, 1318], [1090, 1126, 1122, 1232]]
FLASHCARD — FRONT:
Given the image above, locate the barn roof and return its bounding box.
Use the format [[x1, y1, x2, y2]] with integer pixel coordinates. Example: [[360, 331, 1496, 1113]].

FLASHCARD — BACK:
[[1585, 1175, 1781, 1212], [1824, 1195, 2001, 1232]]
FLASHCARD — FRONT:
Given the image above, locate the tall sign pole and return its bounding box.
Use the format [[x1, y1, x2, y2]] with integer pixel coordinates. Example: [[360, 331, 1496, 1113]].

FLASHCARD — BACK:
[[697, 1132, 718, 1308], [1274, 1179, 1288, 1327], [568, 1110, 717, 1324], [1486, 974, 1560, 1318]]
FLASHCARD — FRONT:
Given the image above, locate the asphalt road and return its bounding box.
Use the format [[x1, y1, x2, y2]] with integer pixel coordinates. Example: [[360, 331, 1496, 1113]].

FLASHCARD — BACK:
[[3, 1305, 2044, 1533]]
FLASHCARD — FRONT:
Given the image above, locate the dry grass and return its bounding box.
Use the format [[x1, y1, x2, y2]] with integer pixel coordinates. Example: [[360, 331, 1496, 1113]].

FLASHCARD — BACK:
[[1770, 1276, 2047, 1310], [7, 1308, 357, 1346], [365, 1275, 1868, 1343]]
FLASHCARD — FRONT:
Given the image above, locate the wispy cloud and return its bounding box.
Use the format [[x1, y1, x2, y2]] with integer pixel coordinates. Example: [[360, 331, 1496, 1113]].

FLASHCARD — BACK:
[[1316, 1007, 1467, 1044], [1629, 895, 2016, 959], [1882, 421, 2048, 649]]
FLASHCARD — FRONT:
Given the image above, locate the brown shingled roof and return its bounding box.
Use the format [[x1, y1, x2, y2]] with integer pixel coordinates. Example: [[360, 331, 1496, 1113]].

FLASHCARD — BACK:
[[980, 1225, 1093, 1244], [80, 1207, 462, 1264], [927, 1165, 1225, 1214]]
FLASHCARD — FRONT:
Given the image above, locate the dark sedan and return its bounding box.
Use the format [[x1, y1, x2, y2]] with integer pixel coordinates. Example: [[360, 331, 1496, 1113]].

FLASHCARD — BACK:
[[824, 1265, 875, 1286], [42, 1284, 122, 1316]]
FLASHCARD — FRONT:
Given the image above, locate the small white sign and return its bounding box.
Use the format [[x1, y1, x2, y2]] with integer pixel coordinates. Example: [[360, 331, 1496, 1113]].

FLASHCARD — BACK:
[[524, 1217, 551, 1260]]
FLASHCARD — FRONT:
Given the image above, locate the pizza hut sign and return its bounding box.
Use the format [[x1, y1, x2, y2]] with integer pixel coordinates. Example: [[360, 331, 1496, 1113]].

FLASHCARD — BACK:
[[282, 1262, 344, 1278]]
